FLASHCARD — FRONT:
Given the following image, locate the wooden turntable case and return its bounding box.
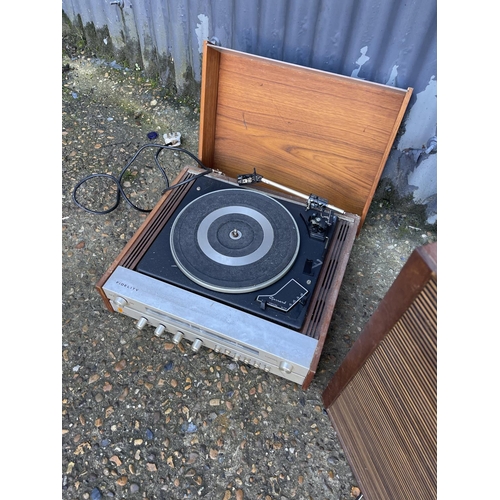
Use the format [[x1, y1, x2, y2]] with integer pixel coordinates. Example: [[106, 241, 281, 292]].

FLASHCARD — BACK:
[[97, 41, 412, 389], [322, 243, 437, 499], [198, 42, 412, 230]]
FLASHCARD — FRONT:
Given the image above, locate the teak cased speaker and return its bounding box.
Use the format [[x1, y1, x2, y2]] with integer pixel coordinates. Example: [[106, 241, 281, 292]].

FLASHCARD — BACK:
[[322, 243, 437, 500]]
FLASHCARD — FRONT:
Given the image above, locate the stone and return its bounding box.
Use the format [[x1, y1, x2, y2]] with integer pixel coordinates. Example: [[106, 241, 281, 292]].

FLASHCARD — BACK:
[[116, 476, 128, 486], [114, 360, 126, 371]]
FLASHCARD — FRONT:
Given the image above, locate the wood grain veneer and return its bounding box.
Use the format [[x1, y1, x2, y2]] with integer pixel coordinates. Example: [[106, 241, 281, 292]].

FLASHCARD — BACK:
[[322, 243, 437, 500], [199, 42, 412, 231]]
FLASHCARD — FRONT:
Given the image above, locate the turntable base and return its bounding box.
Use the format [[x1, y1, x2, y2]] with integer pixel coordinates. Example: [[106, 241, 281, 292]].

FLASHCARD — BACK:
[[97, 168, 360, 387]]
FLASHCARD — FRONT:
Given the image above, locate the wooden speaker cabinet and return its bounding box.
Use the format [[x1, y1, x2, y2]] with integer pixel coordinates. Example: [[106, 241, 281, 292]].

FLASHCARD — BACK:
[[322, 243, 437, 500]]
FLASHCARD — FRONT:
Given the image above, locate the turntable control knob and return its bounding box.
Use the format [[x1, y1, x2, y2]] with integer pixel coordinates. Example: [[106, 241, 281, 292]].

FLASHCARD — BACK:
[[136, 317, 148, 330], [154, 324, 166, 337], [172, 331, 183, 344], [113, 296, 127, 308], [279, 361, 293, 374], [191, 339, 203, 352]]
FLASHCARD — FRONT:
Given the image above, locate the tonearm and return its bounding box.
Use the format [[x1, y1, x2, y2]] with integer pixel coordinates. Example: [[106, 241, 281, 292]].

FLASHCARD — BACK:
[[237, 169, 345, 215]]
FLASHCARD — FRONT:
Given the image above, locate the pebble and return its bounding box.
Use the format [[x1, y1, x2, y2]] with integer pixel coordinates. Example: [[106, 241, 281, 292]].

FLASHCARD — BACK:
[[90, 487, 102, 500], [114, 359, 126, 371], [181, 422, 197, 433], [118, 387, 128, 401], [116, 476, 128, 486], [130, 483, 140, 493]]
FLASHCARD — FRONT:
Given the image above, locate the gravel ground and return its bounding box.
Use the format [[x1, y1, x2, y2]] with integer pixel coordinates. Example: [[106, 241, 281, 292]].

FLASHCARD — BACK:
[[62, 48, 437, 500]]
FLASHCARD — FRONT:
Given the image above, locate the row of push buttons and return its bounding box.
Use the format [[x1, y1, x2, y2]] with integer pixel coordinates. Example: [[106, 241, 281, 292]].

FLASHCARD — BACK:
[[213, 345, 271, 372]]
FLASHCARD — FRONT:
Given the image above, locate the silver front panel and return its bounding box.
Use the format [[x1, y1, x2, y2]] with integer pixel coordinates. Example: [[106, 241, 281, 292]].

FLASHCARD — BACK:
[[103, 266, 318, 384]]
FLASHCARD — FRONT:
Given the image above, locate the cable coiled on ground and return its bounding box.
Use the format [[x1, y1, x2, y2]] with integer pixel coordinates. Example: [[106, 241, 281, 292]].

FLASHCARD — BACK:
[[72, 143, 212, 214]]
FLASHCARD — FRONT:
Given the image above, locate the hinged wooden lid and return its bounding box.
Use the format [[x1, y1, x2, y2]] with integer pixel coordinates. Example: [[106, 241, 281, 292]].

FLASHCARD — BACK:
[[199, 42, 412, 230]]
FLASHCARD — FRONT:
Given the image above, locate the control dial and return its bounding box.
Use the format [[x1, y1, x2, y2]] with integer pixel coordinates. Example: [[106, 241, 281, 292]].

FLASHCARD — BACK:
[[191, 339, 203, 352], [154, 324, 166, 337], [172, 331, 183, 344], [279, 361, 293, 374], [136, 317, 148, 330], [113, 296, 127, 308]]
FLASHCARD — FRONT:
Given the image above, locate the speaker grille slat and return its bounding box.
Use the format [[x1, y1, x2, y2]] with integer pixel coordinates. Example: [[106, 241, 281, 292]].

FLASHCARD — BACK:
[[302, 217, 355, 339]]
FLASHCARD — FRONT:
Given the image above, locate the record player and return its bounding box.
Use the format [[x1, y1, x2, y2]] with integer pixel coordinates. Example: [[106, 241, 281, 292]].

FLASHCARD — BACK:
[[96, 42, 412, 388]]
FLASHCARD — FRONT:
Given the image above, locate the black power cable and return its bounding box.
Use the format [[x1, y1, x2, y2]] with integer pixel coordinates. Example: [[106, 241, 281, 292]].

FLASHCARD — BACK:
[[72, 143, 212, 214]]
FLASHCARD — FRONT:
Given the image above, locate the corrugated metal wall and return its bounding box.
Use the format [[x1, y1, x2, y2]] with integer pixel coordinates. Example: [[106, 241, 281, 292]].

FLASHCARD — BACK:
[[62, 0, 437, 223]]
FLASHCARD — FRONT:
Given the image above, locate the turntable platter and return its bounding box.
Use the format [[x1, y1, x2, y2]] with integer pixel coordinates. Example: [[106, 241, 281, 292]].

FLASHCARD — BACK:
[[170, 189, 300, 293]]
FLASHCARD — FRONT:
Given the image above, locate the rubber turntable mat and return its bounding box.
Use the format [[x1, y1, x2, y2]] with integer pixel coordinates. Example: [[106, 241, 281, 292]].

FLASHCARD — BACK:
[[170, 189, 300, 293]]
